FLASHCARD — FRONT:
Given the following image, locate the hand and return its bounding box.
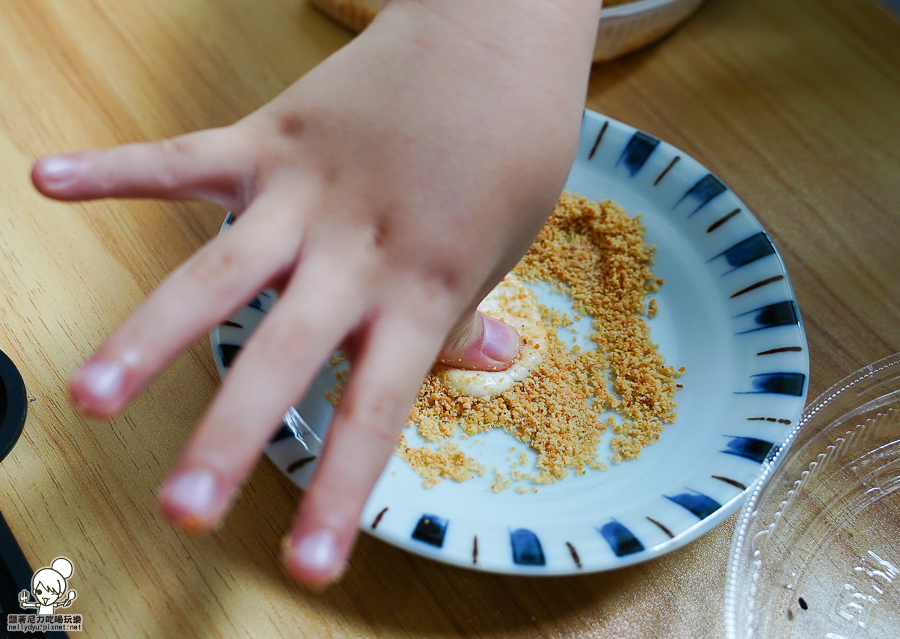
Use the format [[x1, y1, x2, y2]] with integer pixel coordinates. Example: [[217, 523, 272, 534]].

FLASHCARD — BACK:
[[33, 0, 600, 588]]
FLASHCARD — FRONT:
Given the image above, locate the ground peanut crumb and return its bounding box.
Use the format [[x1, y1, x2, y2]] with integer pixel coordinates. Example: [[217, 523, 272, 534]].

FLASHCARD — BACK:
[[329, 354, 345, 367], [324, 385, 343, 406], [491, 467, 512, 493], [325, 355, 348, 406], [399, 192, 682, 489], [396, 436, 486, 488], [541, 305, 573, 328]]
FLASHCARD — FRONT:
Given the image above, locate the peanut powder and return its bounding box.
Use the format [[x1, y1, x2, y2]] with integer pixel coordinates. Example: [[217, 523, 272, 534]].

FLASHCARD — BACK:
[[402, 192, 683, 488]]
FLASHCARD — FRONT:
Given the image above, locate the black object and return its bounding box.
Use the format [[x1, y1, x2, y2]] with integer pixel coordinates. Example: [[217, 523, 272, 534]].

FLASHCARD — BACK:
[[0, 350, 26, 463], [0, 351, 66, 637], [0, 510, 35, 638]]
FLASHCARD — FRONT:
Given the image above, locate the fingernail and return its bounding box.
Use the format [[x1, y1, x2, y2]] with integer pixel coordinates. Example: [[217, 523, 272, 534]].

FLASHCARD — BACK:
[[37, 156, 81, 188], [75, 362, 124, 401], [290, 529, 340, 575], [164, 469, 218, 517], [481, 317, 521, 363]]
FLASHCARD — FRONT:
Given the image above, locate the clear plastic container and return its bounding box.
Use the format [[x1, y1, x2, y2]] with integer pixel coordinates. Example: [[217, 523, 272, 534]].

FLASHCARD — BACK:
[[725, 353, 900, 638]]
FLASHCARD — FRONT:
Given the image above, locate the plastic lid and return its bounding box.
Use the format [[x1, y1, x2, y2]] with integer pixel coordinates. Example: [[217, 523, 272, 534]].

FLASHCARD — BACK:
[[725, 353, 900, 638], [0, 349, 27, 462]]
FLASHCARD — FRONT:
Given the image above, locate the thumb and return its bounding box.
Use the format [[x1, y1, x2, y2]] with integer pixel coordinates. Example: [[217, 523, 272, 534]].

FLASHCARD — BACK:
[[437, 310, 521, 371]]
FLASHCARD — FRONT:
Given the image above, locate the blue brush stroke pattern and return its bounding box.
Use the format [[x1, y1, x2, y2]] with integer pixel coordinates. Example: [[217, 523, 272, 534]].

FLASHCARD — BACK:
[[286, 456, 316, 473], [412, 514, 448, 548], [677, 174, 727, 215], [270, 424, 295, 442], [245, 289, 277, 313], [510, 529, 546, 566], [665, 491, 722, 520], [736, 301, 800, 333], [618, 131, 660, 177], [248, 295, 267, 312], [598, 521, 645, 557], [712, 232, 776, 270], [745, 372, 807, 397], [722, 436, 776, 463], [218, 343, 241, 368], [588, 120, 609, 160]]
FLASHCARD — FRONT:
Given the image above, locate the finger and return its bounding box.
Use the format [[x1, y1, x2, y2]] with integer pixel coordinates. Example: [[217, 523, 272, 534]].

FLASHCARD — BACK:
[[69, 189, 307, 418], [156, 245, 372, 532], [32, 126, 256, 208], [282, 310, 445, 588], [436, 309, 520, 371]]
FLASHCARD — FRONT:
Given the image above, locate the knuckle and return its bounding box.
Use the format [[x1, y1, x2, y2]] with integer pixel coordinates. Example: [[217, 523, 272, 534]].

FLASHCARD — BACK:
[[441, 313, 481, 356], [158, 136, 191, 157], [150, 138, 193, 190], [341, 394, 405, 447], [276, 111, 305, 140], [304, 480, 363, 530], [414, 262, 462, 298], [183, 242, 246, 290], [250, 315, 315, 369]]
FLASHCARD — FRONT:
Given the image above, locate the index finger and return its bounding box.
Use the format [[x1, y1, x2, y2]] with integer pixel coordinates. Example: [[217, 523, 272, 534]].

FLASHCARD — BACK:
[[32, 126, 257, 208]]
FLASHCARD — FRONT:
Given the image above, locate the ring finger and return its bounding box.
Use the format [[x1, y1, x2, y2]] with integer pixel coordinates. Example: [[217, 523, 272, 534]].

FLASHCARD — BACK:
[[157, 239, 375, 530], [282, 301, 452, 586]]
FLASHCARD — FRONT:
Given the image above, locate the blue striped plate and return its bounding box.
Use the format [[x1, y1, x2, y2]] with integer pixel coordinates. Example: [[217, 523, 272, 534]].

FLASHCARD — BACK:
[[210, 110, 809, 574]]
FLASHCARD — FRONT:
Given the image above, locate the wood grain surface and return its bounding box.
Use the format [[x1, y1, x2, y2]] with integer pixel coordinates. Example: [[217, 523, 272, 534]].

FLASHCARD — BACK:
[[1, 0, 898, 636]]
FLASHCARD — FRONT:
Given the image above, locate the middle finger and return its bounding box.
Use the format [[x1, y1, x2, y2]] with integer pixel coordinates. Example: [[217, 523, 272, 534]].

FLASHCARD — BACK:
[[69, 189, 307, 417]]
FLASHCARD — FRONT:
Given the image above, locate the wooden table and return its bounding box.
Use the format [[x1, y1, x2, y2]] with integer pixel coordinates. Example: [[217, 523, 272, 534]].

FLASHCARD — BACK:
[[1, 0, 898, 636]]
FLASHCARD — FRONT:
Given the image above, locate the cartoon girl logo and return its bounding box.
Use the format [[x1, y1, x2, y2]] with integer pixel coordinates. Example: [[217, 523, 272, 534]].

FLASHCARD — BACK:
[[18, 557, 77, 615]]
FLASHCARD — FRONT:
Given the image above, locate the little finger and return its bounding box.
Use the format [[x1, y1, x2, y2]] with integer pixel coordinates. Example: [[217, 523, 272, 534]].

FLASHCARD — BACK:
[[282, 311, 446, 587]]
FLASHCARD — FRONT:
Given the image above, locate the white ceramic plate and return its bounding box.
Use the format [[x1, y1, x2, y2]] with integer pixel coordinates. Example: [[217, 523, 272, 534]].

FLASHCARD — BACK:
[[210, 110, 809, 575]]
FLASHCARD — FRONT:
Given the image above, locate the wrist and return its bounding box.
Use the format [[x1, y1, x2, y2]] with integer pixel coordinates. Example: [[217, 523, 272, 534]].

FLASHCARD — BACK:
[[371, 0, 600, 106], [381, 0, 602, 57]]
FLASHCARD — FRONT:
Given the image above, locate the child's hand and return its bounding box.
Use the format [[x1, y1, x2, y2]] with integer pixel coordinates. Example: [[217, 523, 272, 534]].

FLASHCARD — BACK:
[[33, 0, 600, 587]]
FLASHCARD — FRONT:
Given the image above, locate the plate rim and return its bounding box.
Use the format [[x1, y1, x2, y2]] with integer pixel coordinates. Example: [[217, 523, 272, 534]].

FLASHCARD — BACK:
[[210, 109, 810, 576]]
